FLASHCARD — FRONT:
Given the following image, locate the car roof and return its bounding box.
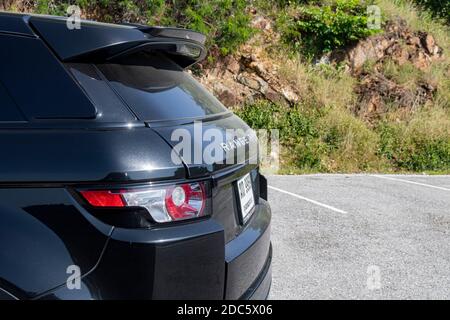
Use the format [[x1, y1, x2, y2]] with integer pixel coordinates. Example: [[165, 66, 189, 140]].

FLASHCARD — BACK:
[[0, 11, 139, 32], [0, 11, 206, 66], [0, 12, 208, 124]]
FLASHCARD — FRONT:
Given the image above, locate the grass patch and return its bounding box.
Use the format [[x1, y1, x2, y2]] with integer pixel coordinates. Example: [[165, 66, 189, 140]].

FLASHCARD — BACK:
[[278, 58, 356, 109], [377, 107, 450, 171], [237, 101, 450, 173], [235, 101, 389, 173], [382, 59, 426, 90]]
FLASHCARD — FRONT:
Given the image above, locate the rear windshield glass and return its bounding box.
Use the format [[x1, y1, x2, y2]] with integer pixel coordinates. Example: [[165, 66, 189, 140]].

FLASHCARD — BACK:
[[96, 52, 228, 122], [67, 63, 136, 123]]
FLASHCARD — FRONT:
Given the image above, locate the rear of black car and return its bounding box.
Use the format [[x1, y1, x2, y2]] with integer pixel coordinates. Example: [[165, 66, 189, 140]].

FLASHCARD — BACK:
[[0, 12, 271, 300]]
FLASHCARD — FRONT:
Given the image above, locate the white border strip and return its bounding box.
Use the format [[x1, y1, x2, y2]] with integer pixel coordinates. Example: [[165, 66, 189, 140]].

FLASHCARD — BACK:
[[268, 185, 348, 214], [371, 175, 450, 191]]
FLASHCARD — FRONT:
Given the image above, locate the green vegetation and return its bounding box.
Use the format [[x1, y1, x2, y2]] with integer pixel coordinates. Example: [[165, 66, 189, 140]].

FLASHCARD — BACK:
[[236, 101, 384, 173], [235, 0, 450, 173], [377, 0, 450, 111], [413, 0, 450, 24], [277, 0, 381, 58], [382, 60, 426, 91], [377, 109, 450, 172], [8, 0, 450, 173], [236, 99, 450, 173]]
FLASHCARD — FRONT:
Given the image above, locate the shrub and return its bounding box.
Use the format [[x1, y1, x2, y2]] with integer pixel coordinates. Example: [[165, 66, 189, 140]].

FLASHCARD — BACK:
[[234, 100, 321, 140], [236, 101, 450, 173], [172, 0, 254, 55], [274, 0, 320, 7], [279, 0, 380, 57], [235, 101, 325, 172], [34, 0, 66, 15], [413, 0, 450, 24], [235, 101, 383, 172]]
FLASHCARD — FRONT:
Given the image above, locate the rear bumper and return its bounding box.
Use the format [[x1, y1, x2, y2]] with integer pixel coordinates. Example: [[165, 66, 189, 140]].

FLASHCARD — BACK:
[[225, 200, 272, 299], [241, 244, 272, 300], [39, 199, 272, 300]]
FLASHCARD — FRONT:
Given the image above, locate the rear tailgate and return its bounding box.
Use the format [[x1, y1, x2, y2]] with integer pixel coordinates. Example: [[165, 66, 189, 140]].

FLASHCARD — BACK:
[[151, 115, 261, 244], [150, 114, 258, 177], [153, 118, 271, 299]]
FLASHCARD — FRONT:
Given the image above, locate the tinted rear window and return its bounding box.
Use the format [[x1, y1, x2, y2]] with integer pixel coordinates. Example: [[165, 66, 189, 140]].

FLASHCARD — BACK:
[[96, 52, 228, 122], [67, 63, 136, 123]]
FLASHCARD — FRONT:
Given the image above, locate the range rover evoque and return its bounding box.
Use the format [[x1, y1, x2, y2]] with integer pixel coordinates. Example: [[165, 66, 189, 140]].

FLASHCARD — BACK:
[[0, 12, 271, 300]]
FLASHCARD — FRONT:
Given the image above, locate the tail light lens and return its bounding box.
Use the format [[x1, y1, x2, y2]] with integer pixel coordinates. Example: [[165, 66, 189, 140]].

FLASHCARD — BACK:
[[80, 182, 206, 223]]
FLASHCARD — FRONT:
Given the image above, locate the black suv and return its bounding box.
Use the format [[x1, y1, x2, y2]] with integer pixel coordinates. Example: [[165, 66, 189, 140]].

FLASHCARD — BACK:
[[0, 12, 271, 300]]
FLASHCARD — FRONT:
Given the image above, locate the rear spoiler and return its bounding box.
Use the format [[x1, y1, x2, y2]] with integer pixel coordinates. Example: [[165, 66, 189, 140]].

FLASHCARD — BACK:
[[28, 16, 207, 68]]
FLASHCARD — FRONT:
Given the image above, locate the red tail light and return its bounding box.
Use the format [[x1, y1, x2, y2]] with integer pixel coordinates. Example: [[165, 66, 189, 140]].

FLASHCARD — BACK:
[[165, 183, 206, 220], [79, 182, 206, 223], [80, 190, 126, 207]]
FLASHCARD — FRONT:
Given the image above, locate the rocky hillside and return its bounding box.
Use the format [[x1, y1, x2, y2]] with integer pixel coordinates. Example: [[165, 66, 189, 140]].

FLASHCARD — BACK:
[[2, 0, 449, 173], [197, 16, 445, 121]]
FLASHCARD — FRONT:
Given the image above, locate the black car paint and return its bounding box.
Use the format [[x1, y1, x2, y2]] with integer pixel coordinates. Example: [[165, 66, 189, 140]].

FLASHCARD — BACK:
[[0, 12, 271, 300], [28, 15, 207, 67]]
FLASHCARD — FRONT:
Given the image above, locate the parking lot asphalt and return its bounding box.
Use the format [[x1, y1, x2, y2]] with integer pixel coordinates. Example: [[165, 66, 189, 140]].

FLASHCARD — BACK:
[[267, 174, 450, 300]]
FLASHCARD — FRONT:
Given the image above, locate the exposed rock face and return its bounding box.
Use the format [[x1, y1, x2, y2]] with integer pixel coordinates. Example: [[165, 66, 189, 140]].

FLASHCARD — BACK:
[[355, 73, 435, 122], [336, 19, 444, 73], [328, 19, 443, 122], [197, 16, 443, 121], [195, 15, 300, 108]]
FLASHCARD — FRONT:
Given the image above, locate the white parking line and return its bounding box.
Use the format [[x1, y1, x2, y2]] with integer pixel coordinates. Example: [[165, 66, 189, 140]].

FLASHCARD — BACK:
[[371, 175, 450, 192], [268, 185, 348, 214]]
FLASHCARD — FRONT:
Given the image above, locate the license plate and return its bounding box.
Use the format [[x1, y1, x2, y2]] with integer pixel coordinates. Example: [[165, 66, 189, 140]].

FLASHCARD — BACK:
[[237, 173, 255, 223]]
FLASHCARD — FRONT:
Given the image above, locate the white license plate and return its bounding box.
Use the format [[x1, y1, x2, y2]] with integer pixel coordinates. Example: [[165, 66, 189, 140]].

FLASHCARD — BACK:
[[237, 173, 255, 223]]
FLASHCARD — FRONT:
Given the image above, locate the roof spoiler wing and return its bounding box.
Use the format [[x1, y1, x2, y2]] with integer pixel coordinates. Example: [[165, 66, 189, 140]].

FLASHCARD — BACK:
[[28, 16, 207, 68]]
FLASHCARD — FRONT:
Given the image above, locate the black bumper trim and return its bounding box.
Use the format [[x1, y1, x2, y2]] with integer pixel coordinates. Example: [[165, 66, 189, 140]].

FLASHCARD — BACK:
[[240, 243, 272, 300]]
